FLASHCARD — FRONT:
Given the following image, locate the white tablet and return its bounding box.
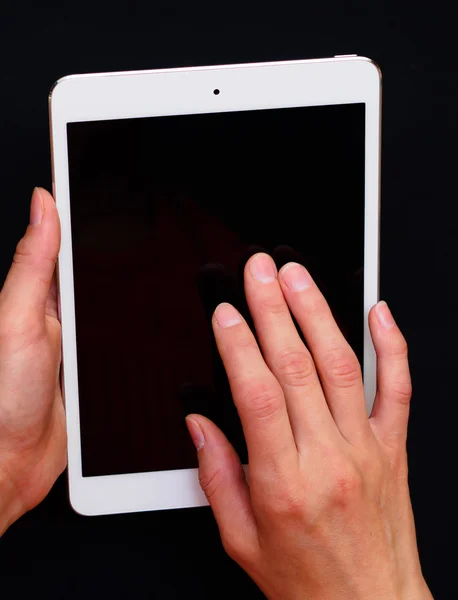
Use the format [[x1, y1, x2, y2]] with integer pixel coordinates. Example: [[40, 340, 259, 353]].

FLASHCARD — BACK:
[[49, 56, 381, 516]]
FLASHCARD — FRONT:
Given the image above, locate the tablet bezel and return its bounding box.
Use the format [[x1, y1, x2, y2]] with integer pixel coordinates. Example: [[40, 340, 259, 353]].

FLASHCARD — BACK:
[[49, 57, 381, 516]]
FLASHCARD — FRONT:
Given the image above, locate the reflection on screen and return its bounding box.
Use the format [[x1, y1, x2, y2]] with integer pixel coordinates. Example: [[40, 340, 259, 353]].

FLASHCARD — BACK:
[[66, 104, 365, 477]]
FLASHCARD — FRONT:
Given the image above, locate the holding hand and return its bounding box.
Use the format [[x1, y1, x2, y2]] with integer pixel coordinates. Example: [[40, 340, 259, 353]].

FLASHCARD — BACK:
[[0, 188, 66, 535]]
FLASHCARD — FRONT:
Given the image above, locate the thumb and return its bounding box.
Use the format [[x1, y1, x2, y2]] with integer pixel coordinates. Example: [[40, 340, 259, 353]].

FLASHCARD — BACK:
[[185, 414, 258, 561], [0, 188, 60, 318]]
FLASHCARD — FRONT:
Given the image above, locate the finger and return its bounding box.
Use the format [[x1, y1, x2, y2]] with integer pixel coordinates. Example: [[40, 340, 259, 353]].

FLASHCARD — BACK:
[[244, 253, 337, 445], [368, 301, 412, 449], [1, 188, 60, 322], [279, 263, 370, 443], [185, 414, 259, 560], [212, 302, 298, 474]]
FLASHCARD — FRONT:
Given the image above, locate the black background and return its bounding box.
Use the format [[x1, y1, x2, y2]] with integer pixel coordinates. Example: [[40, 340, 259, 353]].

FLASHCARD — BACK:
[[0, 1, 456, 598]]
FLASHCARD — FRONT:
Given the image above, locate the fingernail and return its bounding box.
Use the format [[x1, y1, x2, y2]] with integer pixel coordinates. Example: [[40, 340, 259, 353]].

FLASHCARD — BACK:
[[214, 303, 242, 328], [250, 253, 277, 283], [281, 263, 311, 291], [375, 301, 396, 330], [30, 187, 44, 226], [186, 417, 205, 451]]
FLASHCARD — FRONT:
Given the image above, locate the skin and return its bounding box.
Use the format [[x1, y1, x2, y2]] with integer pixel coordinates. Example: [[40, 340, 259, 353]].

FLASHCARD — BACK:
[[0, 189, 432, 599], [186, 258, 434, 598], [0, 188, 66, 535]]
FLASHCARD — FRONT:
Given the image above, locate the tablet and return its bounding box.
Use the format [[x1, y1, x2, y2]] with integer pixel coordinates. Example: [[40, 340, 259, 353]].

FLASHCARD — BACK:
[[49, 56, 381, 516]]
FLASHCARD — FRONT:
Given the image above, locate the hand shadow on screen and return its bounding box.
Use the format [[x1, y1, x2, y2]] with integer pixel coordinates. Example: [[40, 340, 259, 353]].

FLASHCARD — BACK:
[[178, 245, 264, 464]]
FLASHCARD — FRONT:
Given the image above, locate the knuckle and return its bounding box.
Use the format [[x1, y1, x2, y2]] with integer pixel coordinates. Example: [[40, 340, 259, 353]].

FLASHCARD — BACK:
[[260, 485, 305, 520], [275, 490, 305, 518], [328, 462, 363, 507], [258, 295, 289, 316], [199, 466, 224, 501], [14, 236, 33, 262], [275, 348, 316, 387], [391, 379, 412, 405], [234, 336, 259, 352], [241, 379, 284, 421], [323, 348, 361, 388]]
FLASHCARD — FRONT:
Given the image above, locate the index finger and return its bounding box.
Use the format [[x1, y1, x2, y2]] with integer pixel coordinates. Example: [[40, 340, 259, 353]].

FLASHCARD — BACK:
[[212, 302, 298, 475]]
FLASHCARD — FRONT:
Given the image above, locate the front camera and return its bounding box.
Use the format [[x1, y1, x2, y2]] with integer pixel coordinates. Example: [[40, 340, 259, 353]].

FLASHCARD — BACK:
[[213, 89, 220, 95]]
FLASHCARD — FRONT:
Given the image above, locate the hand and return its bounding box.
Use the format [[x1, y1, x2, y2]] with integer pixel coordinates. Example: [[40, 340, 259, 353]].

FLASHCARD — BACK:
[[0, 188, 66, 536], [186, 253, 433, 600]]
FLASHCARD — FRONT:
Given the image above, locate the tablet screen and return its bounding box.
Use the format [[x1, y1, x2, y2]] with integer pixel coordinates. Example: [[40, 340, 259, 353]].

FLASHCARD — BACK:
[[67, 103, 365, 477]]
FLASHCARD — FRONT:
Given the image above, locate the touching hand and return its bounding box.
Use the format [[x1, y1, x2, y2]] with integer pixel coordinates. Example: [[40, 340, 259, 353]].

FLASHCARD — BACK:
[[186, 252, 432, 600]]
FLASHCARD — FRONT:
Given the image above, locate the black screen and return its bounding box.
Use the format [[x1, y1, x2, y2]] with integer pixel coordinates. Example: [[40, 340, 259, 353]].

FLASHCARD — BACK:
[[67, 103, 365, 477]]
